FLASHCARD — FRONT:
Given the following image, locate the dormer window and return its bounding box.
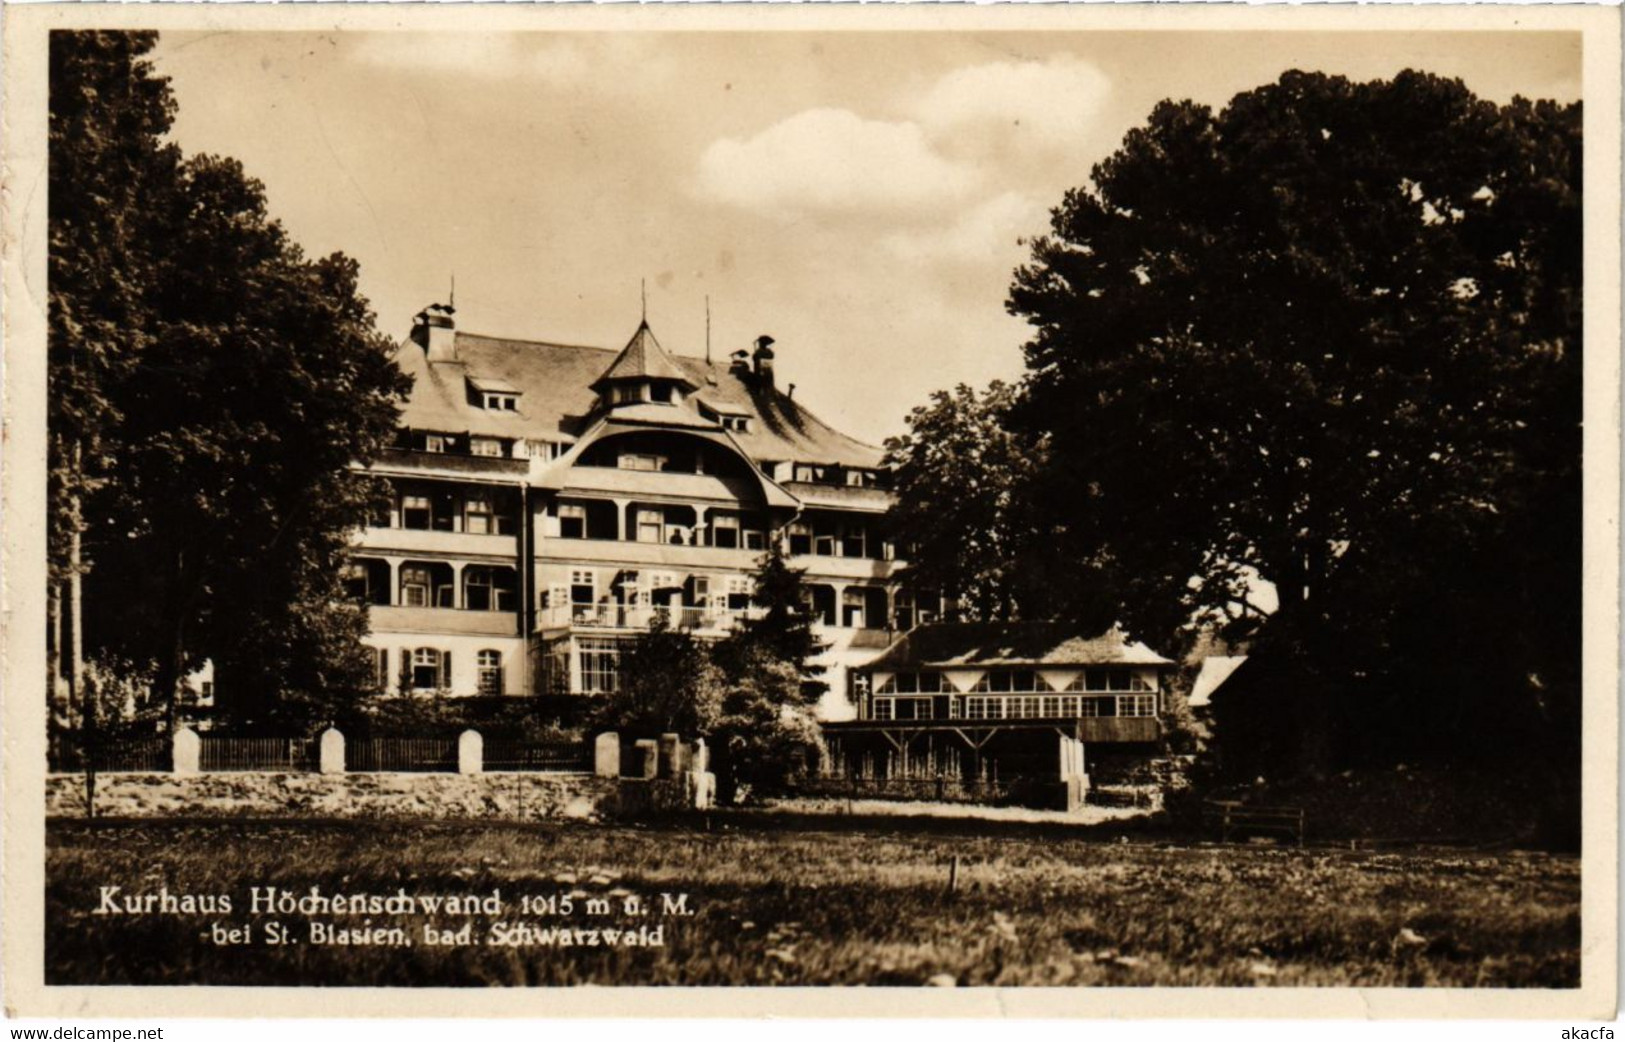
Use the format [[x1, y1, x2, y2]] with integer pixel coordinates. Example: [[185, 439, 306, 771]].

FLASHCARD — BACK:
[[722, 416, 751, 433], [650, 383, 675, 405], [468, 375, 521, 412], [614, 385, 642, 405], [469, 437, 503, 458], [423, 434, 446, 454]]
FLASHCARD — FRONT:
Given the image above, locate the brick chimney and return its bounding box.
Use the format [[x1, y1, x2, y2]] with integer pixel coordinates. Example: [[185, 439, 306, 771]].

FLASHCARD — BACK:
[[752, 335, 776, 387], [412, 303, 457, 363]]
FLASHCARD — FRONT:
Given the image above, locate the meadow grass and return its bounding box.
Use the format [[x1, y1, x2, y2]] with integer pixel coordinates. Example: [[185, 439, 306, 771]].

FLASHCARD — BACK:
[[45, 816, 1578, 987]]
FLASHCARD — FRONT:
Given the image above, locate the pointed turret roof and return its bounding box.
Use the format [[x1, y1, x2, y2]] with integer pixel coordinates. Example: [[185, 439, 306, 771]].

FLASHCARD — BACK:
[[591, 320, 696, 392]]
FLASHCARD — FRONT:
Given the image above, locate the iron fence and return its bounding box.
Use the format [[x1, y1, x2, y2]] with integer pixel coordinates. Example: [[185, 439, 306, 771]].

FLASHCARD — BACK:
[[346, 736, 458, 773]]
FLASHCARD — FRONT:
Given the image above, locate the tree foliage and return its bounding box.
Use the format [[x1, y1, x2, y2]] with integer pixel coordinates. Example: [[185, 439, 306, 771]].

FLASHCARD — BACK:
[[49, 31, 410, 727], [1004, 70, 1580, 778], [881, 382, 1086, 625], [714, 539, 829, 700], [596, 618, 723, 739]]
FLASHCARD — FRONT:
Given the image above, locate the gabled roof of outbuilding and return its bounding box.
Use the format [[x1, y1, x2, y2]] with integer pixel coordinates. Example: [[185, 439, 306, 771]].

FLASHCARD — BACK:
[[863, 622, 1174, 670]]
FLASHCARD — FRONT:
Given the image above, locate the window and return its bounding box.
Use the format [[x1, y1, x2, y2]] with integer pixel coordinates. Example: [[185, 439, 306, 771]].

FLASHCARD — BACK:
[[620, 453, 664, 472], [477, 650, 503, 695], [465, 493, 494, 534], [570, 569, 596, 609], [711, 513, 740, 549], [814, 531, 837, 556], [411, 648, 446, 690], [893, 591, 916, 631], [787, 523, 812, 556], [613, 385, 641, 405], [559, 503, 587, 539], [636, 509, 664, 544], [375, 648, 390, 691], [200, 681, 215, 701], [423, 434, 446, 454], [400, 565, 432, 608], [723, 416, 750, 433], [401, 494, 432, 530], [793, 463, 820, 483], [846, 470, 870, 488], [873, 697, 932, 722], [974, 670, 1040, 694], [470, 437, 503, 457], [464, 567, 514, 612], [1119, 694, 1157, 718], [725, 576, 752, 612], [577, 637, 621, 694], [888, 672, 944, 694], [841, 524, 866, 559], [651, 383, 674, 404], [1079, 698, 1111, 718], [744, 529, 766, 551], [965, 697, 1003, 721], [342, 562, 371, 602], [482, 392, 518, 411]]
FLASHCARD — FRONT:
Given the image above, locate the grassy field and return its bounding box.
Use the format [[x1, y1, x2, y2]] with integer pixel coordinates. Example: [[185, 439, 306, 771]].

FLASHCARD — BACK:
[[46, 816, 1579, 987]]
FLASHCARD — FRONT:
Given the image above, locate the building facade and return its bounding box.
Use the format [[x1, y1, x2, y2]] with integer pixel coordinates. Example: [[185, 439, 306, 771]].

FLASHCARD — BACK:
[[347, 304, 912, 719]]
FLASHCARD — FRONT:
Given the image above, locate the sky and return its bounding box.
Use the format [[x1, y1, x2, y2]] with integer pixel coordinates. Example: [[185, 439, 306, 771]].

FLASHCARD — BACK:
[[148, 30, 1580, 445]]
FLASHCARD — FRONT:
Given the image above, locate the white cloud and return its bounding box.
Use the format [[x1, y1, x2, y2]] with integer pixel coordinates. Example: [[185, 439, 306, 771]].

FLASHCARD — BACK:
[[915, 55, 1113, 158], [694, 108, 981, 219], [881, 191, 1050, 267]]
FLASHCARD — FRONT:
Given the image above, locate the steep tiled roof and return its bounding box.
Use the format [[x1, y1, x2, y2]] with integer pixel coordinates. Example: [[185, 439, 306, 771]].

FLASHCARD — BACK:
[[1188, 655, 1247, 708], [863, 622, 1174, 670], [592, 321, 695, 390], [391, 328, 884, 468]]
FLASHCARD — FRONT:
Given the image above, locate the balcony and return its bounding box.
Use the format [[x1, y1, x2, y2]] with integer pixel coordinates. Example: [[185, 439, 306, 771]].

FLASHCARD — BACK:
[[538, 603, 762, 636], [355, 525, 518, 560], [543, 536, 765, 571], [369, 605, 520, 637], [791, 554, 898, 581]]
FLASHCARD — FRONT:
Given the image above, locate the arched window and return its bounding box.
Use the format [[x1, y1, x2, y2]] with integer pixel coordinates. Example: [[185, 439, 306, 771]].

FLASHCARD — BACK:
[[412, 648, 448, 690], [477, 650, 503, 696]]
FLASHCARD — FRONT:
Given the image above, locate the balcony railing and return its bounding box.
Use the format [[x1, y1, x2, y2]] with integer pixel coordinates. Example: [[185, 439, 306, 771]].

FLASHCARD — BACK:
[[539, 603, 762, 634]]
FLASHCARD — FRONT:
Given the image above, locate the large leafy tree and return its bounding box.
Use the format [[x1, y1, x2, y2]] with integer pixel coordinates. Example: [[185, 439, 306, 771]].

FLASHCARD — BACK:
[[882, 381, 1100, 626], [50, 31, 410, 728], [1007, 71, 1580, 776]]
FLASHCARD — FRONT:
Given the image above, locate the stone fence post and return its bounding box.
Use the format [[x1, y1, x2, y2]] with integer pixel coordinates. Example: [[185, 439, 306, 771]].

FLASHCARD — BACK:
[[172, 727, 200, 776], [633, 739, 659, 780], [658, 733, 685, 778], [319, 728, 345, 775], [594, 732, 621, 777], [458, 729, 483, 775]]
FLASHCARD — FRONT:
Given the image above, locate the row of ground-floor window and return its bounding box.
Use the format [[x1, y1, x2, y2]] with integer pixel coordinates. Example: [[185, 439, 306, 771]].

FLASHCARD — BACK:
[[370, 646, 507, 695]]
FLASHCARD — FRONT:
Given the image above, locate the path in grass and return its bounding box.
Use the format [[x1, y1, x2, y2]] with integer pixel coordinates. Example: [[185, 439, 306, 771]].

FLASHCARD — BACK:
[[46, 817, 1579, 987]]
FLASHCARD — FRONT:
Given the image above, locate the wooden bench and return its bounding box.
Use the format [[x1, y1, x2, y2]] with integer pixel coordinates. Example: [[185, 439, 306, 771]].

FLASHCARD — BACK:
[[1205, 800, 1305, 847]]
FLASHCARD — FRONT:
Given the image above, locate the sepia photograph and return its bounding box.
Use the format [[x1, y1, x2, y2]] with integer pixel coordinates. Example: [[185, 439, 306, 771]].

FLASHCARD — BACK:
[[1, 1, 1619, 1021]]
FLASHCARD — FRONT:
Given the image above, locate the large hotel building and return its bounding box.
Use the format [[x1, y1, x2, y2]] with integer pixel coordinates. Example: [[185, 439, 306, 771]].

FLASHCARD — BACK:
[[347, 303, 907, 720], [348, 302, 1171, 752]]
